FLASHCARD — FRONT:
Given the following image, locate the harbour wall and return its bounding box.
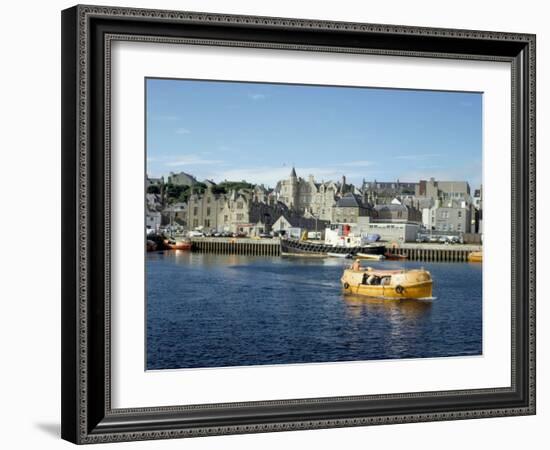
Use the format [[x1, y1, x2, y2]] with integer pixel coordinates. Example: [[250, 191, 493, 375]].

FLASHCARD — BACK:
[[191, 237, 281, 256], [386, 243, 481, 262], [190, 238, 482, 262]]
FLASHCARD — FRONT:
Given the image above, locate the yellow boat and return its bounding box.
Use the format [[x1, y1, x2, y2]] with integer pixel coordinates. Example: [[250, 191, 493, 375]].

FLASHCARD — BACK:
[[468, 251, 482, 263], [341, 265, 433, 300]]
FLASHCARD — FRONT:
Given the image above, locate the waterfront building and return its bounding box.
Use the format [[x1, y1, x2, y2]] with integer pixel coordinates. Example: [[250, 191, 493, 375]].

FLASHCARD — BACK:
[[433, 199, 472, 234], [361, 179, 417, 205], [331, 192, 373, 225], [415, 177, 478, 234], [416, 178, 472, 204], [146, 211, 161, 232], [216, 190, 252, 233], [272, 213, 329, 238], [167, 171, 197, 186], [274, 168, 348, 221], [187, 187, 224, 230], [162, 202, 187, 226], [185, 184, 292, 235], [365, 199, 422, 243], [146, 193, 163, 232], [473, 186, 483, 234], [373, 199, 422, 223]]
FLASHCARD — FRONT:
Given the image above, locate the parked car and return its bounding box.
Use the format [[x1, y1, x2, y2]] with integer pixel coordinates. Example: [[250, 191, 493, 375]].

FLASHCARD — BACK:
[[259, 233, 272, 239], [416, 235, 429, 243], [187, 230, 204, 238]]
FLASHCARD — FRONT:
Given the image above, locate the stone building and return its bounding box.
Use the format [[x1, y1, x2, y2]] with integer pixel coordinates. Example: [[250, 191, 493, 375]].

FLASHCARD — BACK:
[[167, 171, 197, 187], [373, 200, 422, 224], [272, 213, 329, 237], [416, 178, 472, 203], [365, 199, 422, 243], [162, 202, 187, 226], [331, 192, 373, 225], [473, 186, 483, 233], [274, 167, 347, 221], [361, 179, 417, 205], [415, 178, 476, 233], [432, 199, 471, 234], [187, 188, 224, 230], [145, 193, 163, 232], [185, 185, 293, 235]]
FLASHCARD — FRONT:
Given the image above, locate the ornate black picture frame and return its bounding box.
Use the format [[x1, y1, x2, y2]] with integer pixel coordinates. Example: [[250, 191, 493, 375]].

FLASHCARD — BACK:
[[61, 4, 536, 444]]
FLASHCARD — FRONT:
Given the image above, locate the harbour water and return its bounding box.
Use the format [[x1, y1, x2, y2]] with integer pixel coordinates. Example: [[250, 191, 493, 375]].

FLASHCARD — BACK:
[[146, 251, 482, 370]]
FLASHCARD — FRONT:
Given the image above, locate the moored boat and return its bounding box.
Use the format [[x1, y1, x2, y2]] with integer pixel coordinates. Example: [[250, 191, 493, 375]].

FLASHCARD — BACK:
[[468, 251, 482, 263], [280, 238, 386, 257], [384, 252, 407, 261], [327, 252, 353, 259], [341, 263, 433, 300], [163, 238, 192, 250], [356, 252, 385, 261]]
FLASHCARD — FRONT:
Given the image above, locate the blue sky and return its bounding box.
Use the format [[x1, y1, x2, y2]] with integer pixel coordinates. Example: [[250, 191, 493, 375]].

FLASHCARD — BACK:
[[146, 78, 482, 189]]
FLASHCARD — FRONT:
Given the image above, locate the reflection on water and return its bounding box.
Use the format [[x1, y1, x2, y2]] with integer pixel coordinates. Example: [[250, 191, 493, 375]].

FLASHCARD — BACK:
[[146, 252, 482, 369], [343, 295, 433, 318]]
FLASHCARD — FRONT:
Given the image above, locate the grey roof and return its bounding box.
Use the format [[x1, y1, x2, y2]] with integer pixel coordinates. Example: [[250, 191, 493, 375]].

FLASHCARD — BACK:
[[290, 167, 297, 178], [335, 193, 364, 208], [374, 204, 408, 212]]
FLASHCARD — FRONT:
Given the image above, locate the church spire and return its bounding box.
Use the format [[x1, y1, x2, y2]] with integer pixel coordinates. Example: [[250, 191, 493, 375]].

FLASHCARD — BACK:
[[290, 166, 297, 178]]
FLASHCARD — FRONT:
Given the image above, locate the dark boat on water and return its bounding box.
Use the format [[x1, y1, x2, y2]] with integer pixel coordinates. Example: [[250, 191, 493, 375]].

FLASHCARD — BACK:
[[280, 238, 386, 256]]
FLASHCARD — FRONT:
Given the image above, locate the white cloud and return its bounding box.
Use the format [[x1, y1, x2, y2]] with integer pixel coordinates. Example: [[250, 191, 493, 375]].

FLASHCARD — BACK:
[[175, 128, 191, 135], [165, 155, 224, 166], [394, 153, 442, 160], [248, 93, 268, 101], [339, 160, 374, 167]]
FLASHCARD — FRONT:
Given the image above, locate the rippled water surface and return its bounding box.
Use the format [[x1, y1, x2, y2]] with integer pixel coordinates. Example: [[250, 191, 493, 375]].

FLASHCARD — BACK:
[[146, 252, 482, 369]]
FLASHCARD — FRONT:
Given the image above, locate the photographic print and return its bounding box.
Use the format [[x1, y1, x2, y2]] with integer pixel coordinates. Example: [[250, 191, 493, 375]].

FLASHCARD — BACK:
[[145, 78, 483, 371]]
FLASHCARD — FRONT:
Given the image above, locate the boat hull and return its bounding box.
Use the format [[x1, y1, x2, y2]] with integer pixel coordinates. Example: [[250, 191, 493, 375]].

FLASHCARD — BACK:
[[342, 280, 433, 299], [280, 238, 386, 256], [468, 251, 482, 263], [356, 252, 385, 260], [163, 239, 192, 250], [341, 268, 433, 300]]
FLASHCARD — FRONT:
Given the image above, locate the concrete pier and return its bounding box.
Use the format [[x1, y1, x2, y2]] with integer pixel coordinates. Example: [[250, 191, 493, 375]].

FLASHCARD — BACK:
[[189, 238, 481, 262]]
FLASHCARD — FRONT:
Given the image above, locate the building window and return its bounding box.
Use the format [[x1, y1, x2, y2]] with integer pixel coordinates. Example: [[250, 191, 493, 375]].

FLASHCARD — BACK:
[[204, 219, 210, 227], [236, 213, 243, 221], [207, 197, 211, 204], [237, 202, 243, 209], [206, 207, 211, 216], [193, 219, 198, 228], [224, 215, 228, 223], [193, 207, 198, 215], [458, 211, 462, 218]]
